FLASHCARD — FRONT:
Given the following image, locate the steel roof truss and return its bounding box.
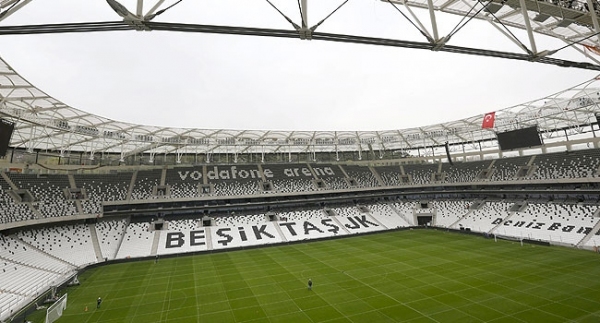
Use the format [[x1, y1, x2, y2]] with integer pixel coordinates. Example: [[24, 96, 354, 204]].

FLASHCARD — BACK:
[[0, 0, 33, 23]]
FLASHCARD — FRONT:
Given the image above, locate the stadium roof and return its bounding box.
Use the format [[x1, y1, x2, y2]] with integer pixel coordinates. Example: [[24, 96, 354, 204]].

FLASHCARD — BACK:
[[1, 53, 599, 158], [2, 0, 600, 68], [393, 0, 600, 57], [1, 0, 600, 159]]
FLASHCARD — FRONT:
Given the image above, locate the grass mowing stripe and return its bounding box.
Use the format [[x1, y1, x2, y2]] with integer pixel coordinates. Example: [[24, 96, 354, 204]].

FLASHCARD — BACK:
[[290, 238, 446, 322], [23, 229, 600, 323]]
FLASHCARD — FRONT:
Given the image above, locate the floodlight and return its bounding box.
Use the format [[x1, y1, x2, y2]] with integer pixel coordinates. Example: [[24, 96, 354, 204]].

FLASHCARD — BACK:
[[484, 2, 504, 14], [533, 13, 551, 22], [557, 19, 573, 27]]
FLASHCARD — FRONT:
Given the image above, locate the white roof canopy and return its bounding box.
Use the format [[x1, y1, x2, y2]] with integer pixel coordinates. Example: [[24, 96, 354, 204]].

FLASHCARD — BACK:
[[1, 0, 600, 158], [1, 54, 599, 157]]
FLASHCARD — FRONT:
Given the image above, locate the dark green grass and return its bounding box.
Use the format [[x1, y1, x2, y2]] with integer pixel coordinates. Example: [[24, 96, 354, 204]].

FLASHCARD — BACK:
[[28, 229, 600, 322]]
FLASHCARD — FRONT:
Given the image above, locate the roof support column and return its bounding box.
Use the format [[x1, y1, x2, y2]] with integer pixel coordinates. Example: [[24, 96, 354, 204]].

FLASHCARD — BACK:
[[586, 0, 600, 43], [426, 0, 440, 41], [27, 124, 34, 153], [136, 0, 143, 16], [518, 0, 537, 54], [301, 0, 308, 28]]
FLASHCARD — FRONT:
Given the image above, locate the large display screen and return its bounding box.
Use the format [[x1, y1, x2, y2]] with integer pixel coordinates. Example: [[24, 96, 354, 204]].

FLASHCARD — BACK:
[[496, 126, 542, 151], [0, 119, 15, 157]]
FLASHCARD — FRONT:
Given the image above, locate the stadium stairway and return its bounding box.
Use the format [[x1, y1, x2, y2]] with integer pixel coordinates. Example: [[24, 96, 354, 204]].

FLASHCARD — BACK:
[[0, 172, 18, 190], [576, 212, 600, 248], [126, 171, 137, 200], [110, 217, 129, 260], [0, 172, 41, 221], [388, 203, 414, 225], [484, 160, 496, 180], [29, 204, 42, 220], [67, 174, 84, 215], [364, 211, 387, 229], [67, 174, 76, 189], [273, 223, 289, 242], [88, 224, 104, 262], [204, 227, 213, 250], [150, 230, 161, 256], [369, 166, 385, 186], [74, 200, 84, 215], [336, 164, 350, 178], [305, 164, 318, 180], [256, 164, 267, 182], [447, 209, 474, 229], [332, 216, 352, 234], [160, 168, 167, 186], [488, 211, 515, 236]]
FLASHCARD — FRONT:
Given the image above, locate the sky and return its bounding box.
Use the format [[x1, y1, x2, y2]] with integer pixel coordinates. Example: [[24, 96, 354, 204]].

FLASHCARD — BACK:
[[0, 0, 598, 132]]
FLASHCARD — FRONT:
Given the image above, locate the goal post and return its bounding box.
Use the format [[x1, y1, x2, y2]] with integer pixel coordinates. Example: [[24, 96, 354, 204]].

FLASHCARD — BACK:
[[45, 293, 68, 323]]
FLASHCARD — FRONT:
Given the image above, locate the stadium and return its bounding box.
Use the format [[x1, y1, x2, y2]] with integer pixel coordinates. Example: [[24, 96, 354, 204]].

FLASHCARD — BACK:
[[1, 0, 600, 322]]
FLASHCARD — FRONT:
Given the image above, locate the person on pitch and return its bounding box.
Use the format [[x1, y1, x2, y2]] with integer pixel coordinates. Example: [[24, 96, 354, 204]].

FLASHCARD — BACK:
[[308, 278, 313, 291], [97, 297, 102, 309]]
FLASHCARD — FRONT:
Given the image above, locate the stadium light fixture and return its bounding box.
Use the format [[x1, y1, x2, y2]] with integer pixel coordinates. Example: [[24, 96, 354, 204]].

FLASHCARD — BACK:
[[532, 0, 551, 22], [533, 13, 551, 22], [557, 19, 573, 27], [484, 2, 504, 14]]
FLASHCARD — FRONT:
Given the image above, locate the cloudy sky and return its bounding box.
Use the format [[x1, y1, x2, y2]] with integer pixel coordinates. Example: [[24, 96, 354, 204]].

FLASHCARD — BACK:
[[0, 0, 598, 132]]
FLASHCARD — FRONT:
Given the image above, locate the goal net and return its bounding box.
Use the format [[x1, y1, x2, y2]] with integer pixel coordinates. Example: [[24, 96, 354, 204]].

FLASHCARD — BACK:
[[45, 293, 67, 323]]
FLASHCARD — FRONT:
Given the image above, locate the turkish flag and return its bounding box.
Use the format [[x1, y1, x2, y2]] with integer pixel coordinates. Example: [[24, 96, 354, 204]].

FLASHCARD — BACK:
[[482, 112, 495, 129]]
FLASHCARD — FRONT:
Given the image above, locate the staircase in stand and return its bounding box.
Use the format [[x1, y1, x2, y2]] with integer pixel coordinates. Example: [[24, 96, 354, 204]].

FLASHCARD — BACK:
[[150, 230, 161, 256], [88, 223, 104, 262], [576, 217, 600, 249]]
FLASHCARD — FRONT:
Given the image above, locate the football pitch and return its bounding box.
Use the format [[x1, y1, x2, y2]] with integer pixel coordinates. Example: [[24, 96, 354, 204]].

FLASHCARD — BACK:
[[29, 229, 600, 322]]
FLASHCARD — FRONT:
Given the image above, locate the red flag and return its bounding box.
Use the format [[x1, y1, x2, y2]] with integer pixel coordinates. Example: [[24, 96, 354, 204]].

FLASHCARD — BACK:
[[482, 112, 495, 129]]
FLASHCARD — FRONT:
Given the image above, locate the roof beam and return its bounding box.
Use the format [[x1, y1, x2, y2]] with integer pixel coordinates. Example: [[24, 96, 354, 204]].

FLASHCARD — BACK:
[[0, 0, 33, 23]]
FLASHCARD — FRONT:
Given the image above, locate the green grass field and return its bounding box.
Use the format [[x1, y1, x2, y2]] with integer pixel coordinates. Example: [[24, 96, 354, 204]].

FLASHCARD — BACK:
[[28, 229, 600, 322]]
